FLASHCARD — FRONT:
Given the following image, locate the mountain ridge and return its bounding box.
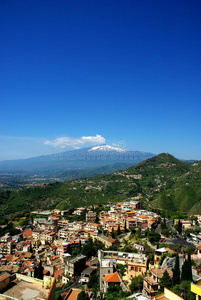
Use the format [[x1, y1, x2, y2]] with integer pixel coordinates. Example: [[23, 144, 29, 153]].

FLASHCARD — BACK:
[[0, 153, 200, 217], [0, 145, 155, 174]]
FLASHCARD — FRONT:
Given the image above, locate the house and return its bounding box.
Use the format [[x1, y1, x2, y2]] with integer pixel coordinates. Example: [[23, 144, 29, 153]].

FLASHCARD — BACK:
[[97, 234, 120, 248], [80, 266, 97, 283], [143, 268, 173, 297], [103, 271, 121, 293], [99, 259, 116, 292], [65, 255, 86, 277], [191, 278, 201, 300], [86, 211, 96, 222], [127, 255, 147, 281]]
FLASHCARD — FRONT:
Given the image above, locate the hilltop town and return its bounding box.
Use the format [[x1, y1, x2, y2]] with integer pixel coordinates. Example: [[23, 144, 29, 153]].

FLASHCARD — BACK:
[[0, 199, 201, 300]]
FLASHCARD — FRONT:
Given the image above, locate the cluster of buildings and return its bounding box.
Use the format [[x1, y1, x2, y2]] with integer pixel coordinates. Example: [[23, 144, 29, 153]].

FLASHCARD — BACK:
[[0, 201, 201, 300], [99, 200, 158, 232]]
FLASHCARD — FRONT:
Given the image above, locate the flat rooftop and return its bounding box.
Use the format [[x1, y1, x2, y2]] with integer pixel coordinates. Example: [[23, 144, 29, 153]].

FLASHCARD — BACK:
[[2, 278, 49, 300]]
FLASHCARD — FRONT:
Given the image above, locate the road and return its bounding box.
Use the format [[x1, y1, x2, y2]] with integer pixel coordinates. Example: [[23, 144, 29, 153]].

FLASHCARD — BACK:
[[166, 220, 177, 234], [156, 219, 192, 247], [166, 237, 192, 247]]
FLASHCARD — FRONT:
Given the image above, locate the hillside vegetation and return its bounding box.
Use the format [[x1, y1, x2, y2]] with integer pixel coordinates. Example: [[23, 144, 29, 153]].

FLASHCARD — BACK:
[[0, 153, 201, 217]]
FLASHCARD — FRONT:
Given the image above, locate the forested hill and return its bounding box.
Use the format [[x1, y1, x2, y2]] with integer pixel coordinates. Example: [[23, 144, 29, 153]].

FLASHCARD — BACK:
[[0, 153, 201, 218]]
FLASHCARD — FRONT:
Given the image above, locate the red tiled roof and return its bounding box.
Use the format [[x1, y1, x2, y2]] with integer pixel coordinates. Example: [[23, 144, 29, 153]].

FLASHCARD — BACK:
[[23, 229, 32, 236], [54, 268, 63, 280], [65, 288, 82, 300], [105, 272, 121, 283]]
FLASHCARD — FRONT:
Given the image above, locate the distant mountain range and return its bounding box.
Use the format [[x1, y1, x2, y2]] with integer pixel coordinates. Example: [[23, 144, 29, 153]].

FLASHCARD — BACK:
[[0, 153, 201, 217], [0, 145, 155, 174]]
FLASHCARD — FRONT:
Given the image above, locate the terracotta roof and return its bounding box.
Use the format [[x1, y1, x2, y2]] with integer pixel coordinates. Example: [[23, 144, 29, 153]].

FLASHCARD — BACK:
[[105, 272, 121, 283], [54, 268, 63, 280], [139, 215, 148, 219], [108, 238, 116, 242], [23, 229, 33, 236], [65, 288, 82, 300], [51, 245, 58, 249], [151, 268, 173, 279]]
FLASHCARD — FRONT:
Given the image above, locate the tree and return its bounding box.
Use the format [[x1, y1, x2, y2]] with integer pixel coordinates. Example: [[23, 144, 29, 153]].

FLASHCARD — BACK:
[[172, 280, 195, 300], [87, 273, 99, 290], [173, 253, 180, 285], [181, 260, 188, 281], [147, 229, 161, 244], [117, 224, 121, 235], [130, 226, 136, 234], [116, 264, 127, 277], [34, 266, 37, 278], [187, 253, 192, 281], [160, 270, 172, 290], [129, 275, 143, 293], [181, 254, 192, 282], [124, 220, 127, 232], [81, 241, 96, 259], [177, 219, 182, 234], [77, 291, 88, 300], [36, 260, 44, 280], [111, 227, 115, 239]]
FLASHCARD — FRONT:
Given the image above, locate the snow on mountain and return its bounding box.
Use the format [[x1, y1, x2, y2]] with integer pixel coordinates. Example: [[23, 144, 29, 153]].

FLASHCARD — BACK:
[[88, 145, 127, 152]]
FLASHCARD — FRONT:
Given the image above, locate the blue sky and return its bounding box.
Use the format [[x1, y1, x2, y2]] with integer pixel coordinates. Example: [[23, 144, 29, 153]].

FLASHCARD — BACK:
[[1, 0, 201, 160]]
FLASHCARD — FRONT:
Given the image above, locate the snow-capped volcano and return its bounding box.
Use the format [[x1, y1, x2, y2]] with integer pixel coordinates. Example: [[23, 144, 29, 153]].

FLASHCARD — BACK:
[[88, 145, 127, 152]]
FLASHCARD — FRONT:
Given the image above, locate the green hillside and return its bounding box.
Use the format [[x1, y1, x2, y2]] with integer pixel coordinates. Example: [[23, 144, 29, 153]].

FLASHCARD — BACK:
[[0, 153, 201, 217]]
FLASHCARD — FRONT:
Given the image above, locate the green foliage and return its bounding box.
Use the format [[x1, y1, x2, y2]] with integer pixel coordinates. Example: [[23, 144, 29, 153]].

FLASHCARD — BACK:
[[171, 281, 195, 300], [63, 281, 73, 289], [159, 254, 167, 266], [181, 260, 188, 281], [116, 264, 127, 277], [177, 219, 182, 234], [18, 219, 29, 227], [160, 270, 172, 290], [1, 153, 201, 217], [36, 261, 44, 280], [87, 273, 99, 294], [187, 253, 192, 281], [81, 240, 105, 259], [173, 254, 180, 285], [111, 227, 115, 239], [117, 224, 121, 235], [77, 291, 88, 300], [185, 246, 196, 255], [106, 284, 130, 300], [129, 275, 143, 293], [72, 247, 81, 257], [0, 221, 20, 237], [147, 229, 161, 244], [181, 254, 192, 282]]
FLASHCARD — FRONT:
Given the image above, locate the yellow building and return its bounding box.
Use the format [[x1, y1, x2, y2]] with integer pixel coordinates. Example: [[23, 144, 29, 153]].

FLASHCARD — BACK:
[[191, 279, 201, 300], [151, 287, 184, 300]]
